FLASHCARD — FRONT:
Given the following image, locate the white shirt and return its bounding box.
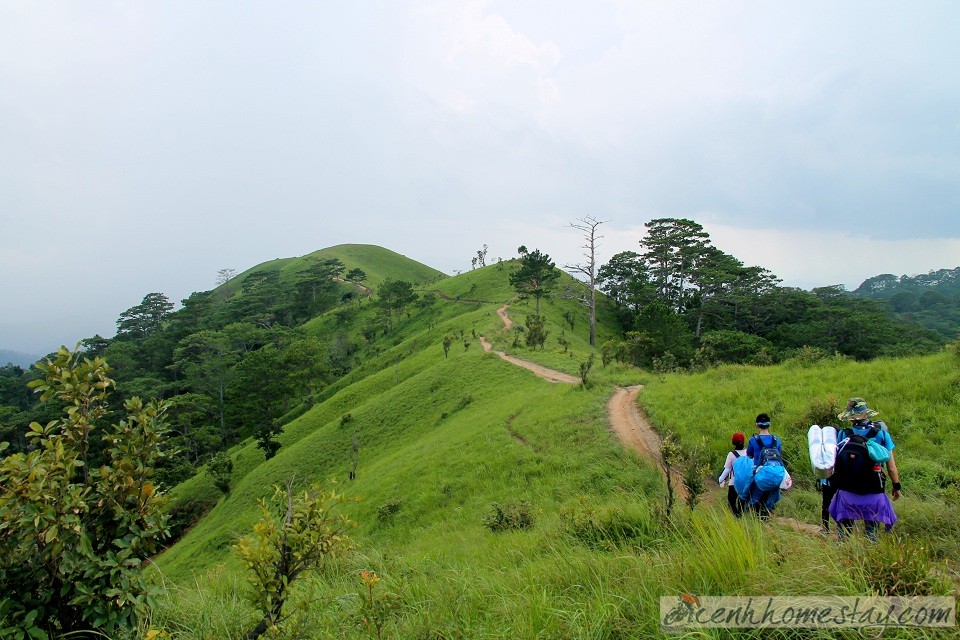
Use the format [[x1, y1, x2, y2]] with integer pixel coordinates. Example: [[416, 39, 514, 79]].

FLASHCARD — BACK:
[[718, 448, 748, 487]]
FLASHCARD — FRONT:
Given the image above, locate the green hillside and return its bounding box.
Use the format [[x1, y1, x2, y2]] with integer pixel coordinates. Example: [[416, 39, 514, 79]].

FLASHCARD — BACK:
[[221, 243, 445, 300], [308, 244, 446, 287], [149, 254, 960, 638]]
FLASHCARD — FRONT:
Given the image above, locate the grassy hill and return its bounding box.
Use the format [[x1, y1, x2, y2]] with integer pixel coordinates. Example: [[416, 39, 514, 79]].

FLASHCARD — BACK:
[[224, 244, 445, 294], [150, 256, 960, 639]]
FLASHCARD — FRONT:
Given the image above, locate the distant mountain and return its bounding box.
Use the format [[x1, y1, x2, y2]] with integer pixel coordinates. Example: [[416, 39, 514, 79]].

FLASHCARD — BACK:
[[0, 349, 42, 368], [851, 266, 960, 339], [853, 267, 960, 298]]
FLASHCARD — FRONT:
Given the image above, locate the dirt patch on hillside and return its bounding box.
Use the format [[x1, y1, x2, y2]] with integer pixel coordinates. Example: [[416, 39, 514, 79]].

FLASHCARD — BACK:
[[496, 305, 513, 330], [608, 385, 686, 500], [483, 302, 816, 533], [479, 336, 580, 384]]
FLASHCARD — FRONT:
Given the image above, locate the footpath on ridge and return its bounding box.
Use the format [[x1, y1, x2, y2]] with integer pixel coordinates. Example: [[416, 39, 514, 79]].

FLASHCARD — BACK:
[[478, 304, 678, 491], [479, 304, 819, 534]]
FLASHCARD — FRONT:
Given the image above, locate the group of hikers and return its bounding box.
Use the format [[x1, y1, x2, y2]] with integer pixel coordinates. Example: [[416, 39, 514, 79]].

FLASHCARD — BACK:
[[717, 397, 901, 539]]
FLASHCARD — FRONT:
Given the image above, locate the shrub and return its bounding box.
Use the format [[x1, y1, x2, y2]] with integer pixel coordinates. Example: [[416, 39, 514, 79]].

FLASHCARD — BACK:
[[800, 395, 842, 429], [579, 353, 595, 386], [524, 315, 548, 350], [376, 498, 403, 523], [560, 498, 661, 550], [482, 500, 535, 532], [846, 535, 953, 596], [0, 347, 171, 638], [235, 479, 355, 639], [208, 450, 234, 495]]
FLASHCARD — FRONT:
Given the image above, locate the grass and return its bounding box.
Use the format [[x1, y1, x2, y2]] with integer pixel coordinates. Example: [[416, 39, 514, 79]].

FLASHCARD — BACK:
[[148, 257, 960, 639]]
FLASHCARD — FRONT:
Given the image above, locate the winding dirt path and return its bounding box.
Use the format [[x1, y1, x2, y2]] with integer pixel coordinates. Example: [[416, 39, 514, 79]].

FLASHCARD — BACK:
[[496, 304, 513, 330], [478, 336, 580, 384], [608, 385, 687, 500], [482, 304, 820, 533]]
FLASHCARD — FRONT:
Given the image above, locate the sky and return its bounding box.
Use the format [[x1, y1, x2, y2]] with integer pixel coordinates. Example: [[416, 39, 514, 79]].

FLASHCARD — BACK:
[[2, 1, 959, 355]]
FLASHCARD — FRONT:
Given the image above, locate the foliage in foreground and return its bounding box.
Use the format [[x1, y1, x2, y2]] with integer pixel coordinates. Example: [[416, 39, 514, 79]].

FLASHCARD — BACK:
[[0, 348, 170, 638], [235, 479, 355, 639]]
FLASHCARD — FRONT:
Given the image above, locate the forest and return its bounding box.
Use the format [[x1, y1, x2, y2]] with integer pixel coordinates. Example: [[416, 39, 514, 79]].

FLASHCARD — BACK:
[[0, 220, 949, 489]]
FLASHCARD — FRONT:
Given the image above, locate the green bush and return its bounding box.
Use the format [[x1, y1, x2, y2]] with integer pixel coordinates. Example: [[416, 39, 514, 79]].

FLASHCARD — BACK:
[[847, 535, 953, 596], [235, 479, 355, 639], [560, 498, 662, 550], [482, 500, 535, 532], [376, 497, 403, 523], [0, 348, 171, 638]]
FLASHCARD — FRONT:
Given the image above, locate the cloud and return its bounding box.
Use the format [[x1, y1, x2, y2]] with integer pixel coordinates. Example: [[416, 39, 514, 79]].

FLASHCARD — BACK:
[[703, 222, 960, 290], [1, 1, 958, 353]]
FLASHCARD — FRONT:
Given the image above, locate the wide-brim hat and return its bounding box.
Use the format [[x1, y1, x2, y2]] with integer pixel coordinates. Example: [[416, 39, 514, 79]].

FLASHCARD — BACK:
[[838, 398, 879, 421]]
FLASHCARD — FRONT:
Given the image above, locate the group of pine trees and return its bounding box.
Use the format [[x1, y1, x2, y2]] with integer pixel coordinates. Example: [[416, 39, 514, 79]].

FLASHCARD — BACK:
[[0, 257, 379, 488]]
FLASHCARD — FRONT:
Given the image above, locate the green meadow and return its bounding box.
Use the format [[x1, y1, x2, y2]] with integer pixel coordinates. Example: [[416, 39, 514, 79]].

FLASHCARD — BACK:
[[147, 252, 960, 639]]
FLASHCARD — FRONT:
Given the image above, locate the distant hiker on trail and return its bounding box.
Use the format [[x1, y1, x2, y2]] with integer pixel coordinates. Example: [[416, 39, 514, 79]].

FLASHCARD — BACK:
[[718, 432, 748, 517], [733, 414, 787, 519], [828, 398, 900, 540]]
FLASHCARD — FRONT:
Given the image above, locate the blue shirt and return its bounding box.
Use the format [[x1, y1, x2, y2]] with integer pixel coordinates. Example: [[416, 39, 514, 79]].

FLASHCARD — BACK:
[[746, 433, 782, 466], [838, 423, 895, 452]]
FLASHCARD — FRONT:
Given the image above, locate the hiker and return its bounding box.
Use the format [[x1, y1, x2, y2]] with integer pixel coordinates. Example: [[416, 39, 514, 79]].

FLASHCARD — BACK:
[[828, 398, 900, 540], [744, 413, 785, 519], [717, 432, 748, 517]]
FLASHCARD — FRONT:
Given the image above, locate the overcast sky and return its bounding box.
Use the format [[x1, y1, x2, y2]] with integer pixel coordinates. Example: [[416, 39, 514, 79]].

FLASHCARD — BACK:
[[2, 1, 959, 355]]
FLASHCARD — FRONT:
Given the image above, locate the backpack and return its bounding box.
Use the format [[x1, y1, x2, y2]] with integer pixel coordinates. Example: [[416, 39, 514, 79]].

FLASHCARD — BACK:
[[754, 463, 787, 492], [831, 432, 885, 494], [749, 434, 786, 492], [733, 454, 756, 501], [839, 426, 890, 463], [752, 434, 783, 466]]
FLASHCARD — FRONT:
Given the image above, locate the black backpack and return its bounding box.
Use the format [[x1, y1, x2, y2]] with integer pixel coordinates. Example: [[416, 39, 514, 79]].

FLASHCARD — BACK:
[[831, 430, 885, 495], [752, 434, 782, 466]]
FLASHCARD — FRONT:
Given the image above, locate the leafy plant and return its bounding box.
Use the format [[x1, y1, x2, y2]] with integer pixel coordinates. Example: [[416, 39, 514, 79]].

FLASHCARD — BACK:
[[208, 451, 234, 495], [847, 535, 953, 596], [356, 571, 397, 640], [376, 498, 403, 523], [579, 353, 595, 386], [524, 314, 548, 350], [0, 347, 171, 638], [234, 478, 355, 639], [560, 497, 662, 550], [482, 500, 535, 532], [801, 395, 841, 429], [442, 333, 454, 358]]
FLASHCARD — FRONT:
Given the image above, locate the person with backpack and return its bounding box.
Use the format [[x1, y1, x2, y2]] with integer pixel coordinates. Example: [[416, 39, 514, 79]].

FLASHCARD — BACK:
[[828, 398, 901, 539], [718, 432, 748, 517], [744, 413, 785, 518]]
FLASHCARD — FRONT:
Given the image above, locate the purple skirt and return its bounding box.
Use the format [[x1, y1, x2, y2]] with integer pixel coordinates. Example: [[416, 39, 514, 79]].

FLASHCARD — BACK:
[[829, 490, 897, 529]]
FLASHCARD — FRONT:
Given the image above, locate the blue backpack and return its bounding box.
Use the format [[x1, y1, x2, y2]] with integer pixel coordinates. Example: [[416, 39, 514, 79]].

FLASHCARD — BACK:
[[751, 434, 786, 492], [733, 454, 756, 500], [754, 463, 786, 492]]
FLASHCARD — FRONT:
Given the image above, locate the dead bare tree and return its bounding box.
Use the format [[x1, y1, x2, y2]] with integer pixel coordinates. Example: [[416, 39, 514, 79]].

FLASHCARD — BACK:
[[564, 216, 608, 346]]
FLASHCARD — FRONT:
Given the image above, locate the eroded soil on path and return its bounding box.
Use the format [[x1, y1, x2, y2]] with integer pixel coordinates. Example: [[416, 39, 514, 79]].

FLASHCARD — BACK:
[[478, 335, 580, 384], [482, 304, 818, 532]]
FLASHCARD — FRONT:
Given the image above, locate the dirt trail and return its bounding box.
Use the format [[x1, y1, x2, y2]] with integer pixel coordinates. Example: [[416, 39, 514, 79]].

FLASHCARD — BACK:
[[608, 385, 687, 500], [496, 304, 513, 330], [479, 336, 580, 384], [607, 386, 661, 462], [482, 303, 821, 534]]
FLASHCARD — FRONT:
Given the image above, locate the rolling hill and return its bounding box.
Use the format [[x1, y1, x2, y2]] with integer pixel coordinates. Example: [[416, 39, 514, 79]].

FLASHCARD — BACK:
[[149, 249, 960, 639]]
